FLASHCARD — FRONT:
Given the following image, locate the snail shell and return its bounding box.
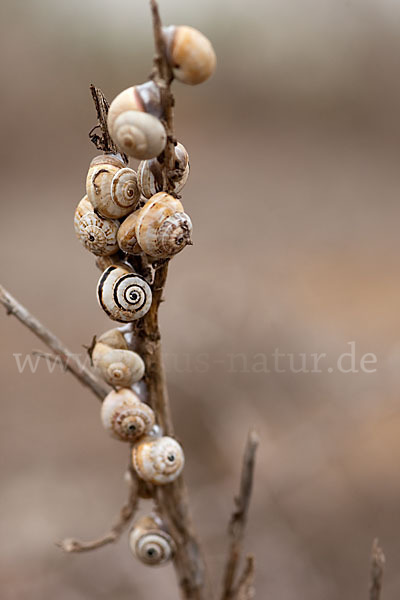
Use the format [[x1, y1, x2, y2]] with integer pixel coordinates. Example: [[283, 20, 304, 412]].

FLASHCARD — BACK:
[[86, 155, 140, 219], [132, 435, 185, 484], [137, 143, 190, 199], [129, 515, 176, 566], [92, 343, 145, 387], [97, 328, 128, 349], [163, 25, 216, 85], [101, 389, 155, 442], [117, 192, 192, 258], [108, 81, 167, 160], [97, 265, 152, 322], [74, 196, 119, 256]]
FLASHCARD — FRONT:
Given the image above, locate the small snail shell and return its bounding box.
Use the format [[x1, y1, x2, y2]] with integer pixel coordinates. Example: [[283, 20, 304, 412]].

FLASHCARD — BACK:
[[92, 343, 145, 387], [74, 196, 119, 256], [86, 155, 140, 219], [132, 435, 185, 484], [101, 389, 155, 442], [163, 25, 216, 85], [108, 81, 167, 160], [129, 515, 176, 566], [97, 328, 128, 349], [117, 192, 192, 258], [97, 265, 152, 322], [137, 143, 190, 199]]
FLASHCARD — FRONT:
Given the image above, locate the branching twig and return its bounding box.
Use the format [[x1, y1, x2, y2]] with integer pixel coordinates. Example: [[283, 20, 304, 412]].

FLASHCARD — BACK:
[[89, 84, 126, 159], [58, 468, 139, 553], [370, 539, 385, 600], [221, 430, 259, 600], [0, 284, 109, 401]]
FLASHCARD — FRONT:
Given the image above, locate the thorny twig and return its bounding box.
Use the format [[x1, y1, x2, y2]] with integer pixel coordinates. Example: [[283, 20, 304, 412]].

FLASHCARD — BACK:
[[221, 431, 259, 600], [58, 468, 139, 553], [0, 284, 109, 401], [370, 539, 385, 600]]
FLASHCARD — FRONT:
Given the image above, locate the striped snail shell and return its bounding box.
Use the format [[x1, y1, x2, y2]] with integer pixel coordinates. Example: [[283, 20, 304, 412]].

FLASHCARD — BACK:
[[132, 435, 185, 484], [117, 192, 192, 258], [86, 155, 140, 219], [137, 143, 190, 199], [97, 265, 152, 322], [163, 25, 216, 85], [101, 389, 155, 442], [74, 196, 119, 256], [107, 81, 167, 160], [129, 515, 176, 566], [92, 341, 145, 387]]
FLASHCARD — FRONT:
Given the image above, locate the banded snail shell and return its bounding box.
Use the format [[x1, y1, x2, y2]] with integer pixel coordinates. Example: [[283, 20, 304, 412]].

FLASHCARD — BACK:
[[86, 155, 140, 219], [118, 192, 192, 258], [163, 25, 216, 85], [97, 265, 152, 322], [129, 515, 175, 566], [137, 142, 190, 199], [101, 389, 155, 442], [74, 196, 119, 256], [92, 342, 145, 387], [132, 435, 185, 484], [107, 81, 167, 160]]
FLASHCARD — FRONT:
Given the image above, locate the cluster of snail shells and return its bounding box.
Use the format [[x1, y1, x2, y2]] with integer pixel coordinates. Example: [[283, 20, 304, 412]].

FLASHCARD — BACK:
[[107, 25, 216, 160], [129, 515, 176, 566], [92, 329, 144, 387]]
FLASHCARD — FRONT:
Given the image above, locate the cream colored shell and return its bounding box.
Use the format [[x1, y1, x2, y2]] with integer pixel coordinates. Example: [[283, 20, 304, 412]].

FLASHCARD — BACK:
[[107, 82, 167, 160], [163, 25, 216, 85], [129, 515, 175, 566], [86, 155, 140, 219], [97, 265, 152, 322], [97, 328, 128, 349], [137, 143, 190, 199], [74, 196, 119, 256], [132, 435, 184, 484], [117, 192, 192, 258], [92, 342, 145, 387], [101, 389, 155, 442]]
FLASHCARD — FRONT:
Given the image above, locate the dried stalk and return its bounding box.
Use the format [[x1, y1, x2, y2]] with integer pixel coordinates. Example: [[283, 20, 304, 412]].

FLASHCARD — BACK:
[[221, 431, 259, 600], [370, 539, 385, 600], [0, 284, 109, 401]]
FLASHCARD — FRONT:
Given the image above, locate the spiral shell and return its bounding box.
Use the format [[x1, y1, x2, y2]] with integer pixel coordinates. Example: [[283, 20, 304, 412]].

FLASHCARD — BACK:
[[92, 343, 145, 387], [117, 192, 192, 258], [86, 155, 140, 219], [101, 389, 155, 442], [137, 143, 190, 199], [97, 265, 152, 322], [74, 196, 119, 256], [163, 25, 216, 85], [132, 435, 185, 484], [107, 82, 167, 160], [129, 515, 175, 566]]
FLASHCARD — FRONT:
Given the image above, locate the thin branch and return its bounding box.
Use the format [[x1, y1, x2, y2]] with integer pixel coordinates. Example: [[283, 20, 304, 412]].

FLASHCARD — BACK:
[[89, 84, 124, 159], [58, 468, 139, 553], [236, 556, 255, 600], [370, 539, 385, 600], [0, 284, 109, 401], [221, 430, 259, 600]]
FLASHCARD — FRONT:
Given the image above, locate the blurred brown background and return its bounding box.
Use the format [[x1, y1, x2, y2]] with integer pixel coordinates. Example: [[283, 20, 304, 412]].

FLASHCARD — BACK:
[[2, 0, 400, 598]]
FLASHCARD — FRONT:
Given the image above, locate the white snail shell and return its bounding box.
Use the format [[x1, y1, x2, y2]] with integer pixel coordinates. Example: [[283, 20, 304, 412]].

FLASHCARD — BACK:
[[163, 25, 216, 85], [92, 343, 145, 387], [108, 82, 167, 160], [132, 435, 185, 484], [137, 143, 190, 199], [101, 389, 155, 442], [129, 515, 175, 566], [117, 192, 192, 258], [86, 155, 140, 219], [74, 196, 119, 256], [97, 265, 152, 322]]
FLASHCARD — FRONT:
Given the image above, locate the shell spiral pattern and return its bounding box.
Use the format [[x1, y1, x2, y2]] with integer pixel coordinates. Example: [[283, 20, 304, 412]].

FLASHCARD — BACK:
[[101, 389, 155, 442], [74, 196, 119, 256], [137, 142, 190, 199], [129, 518, 175, 566], [132, 435, 185, 485], [97, 265, 152, 322], [92, 342, 145, 387]]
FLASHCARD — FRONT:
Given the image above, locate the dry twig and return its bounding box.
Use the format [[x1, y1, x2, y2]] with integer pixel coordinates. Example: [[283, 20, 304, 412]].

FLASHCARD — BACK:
[[221, 430, 259, 600], [370, 539, 385, 600], [0, 284, 109, 401]]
